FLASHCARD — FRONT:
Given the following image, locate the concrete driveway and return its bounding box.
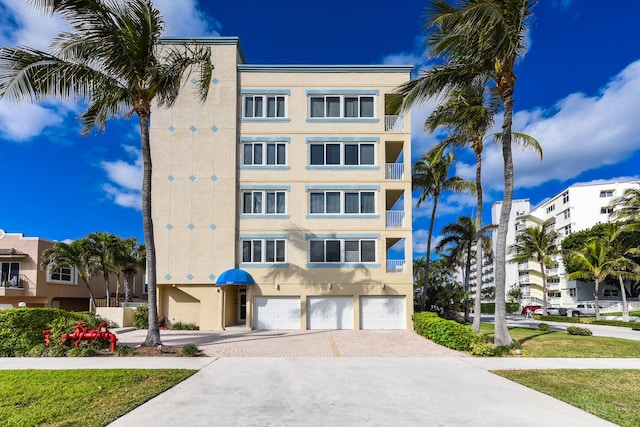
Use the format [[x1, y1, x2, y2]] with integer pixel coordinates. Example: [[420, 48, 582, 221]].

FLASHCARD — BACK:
[[114, 327, 467, 357]]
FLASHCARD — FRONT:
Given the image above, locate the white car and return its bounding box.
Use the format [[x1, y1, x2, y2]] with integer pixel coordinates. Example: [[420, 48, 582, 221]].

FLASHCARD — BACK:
[[533, 307, 567, 316], [567, 303, 602, 317]]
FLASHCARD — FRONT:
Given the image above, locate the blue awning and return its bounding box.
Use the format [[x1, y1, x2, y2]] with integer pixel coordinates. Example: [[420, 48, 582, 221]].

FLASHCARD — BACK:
[[215, 269, 255, 286]]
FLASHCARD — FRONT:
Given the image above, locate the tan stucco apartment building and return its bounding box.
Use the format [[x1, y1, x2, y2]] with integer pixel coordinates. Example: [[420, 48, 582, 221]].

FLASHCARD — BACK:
[[151, 37, 413, 330]]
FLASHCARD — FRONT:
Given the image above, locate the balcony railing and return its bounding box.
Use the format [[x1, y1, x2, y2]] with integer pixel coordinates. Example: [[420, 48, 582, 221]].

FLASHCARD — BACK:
[[384, 115, 403, 132], [387, 260, 406, 273], [386, 210, 405, 228], [546, 268, 559, 276], [385, 163, 404, 180], [0, 274, 27, 289]]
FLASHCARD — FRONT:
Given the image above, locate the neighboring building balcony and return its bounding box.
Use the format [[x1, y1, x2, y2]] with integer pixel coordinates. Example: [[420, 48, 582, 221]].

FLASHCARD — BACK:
[[546, 267, 559, 276], [0, 274, 28, 296], [518, 274, 530, 285], [387, 259, 406, 273], [384, 115, 404, 132], [546, 282, 560, 291], [386, 210, 405, 228], [517, 262, 529, 271], [385, 163, 404, 180]]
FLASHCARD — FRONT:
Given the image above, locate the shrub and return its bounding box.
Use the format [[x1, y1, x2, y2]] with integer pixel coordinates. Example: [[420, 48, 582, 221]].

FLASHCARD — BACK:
[[480, 302, 520, 314], [170, 321, 199, 331], [115, 345, 136, 357], [413, 312, 478, 351], [567, 326, 593, 336], [538, 323, 550, 331], [470, 341, 494, 356], [180, 343, 200, 357], [132, 306, 149, 329], [0, 308, 102, 357]]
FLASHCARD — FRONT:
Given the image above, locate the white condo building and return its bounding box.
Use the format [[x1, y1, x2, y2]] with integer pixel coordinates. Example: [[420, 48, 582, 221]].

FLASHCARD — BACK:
[[482, 181, 640, 308]]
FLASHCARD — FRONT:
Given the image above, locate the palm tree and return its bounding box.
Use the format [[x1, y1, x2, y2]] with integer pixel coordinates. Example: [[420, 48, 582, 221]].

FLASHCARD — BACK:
[[81, 232, 120, 306], [413, 257, 427, 295], [389, 0, 537, 346], [113, 237, 146, 304], [508, 225, 559, 316], [424, 82, 537, 331], [567, 239, 622, 320], [40, 240, 97, 311], [611, 185, 640, 229], [413, 146, 475, 311], [599, 223, 640, 321], [435, 215, 494, 323], [0, 0, 213, 346]]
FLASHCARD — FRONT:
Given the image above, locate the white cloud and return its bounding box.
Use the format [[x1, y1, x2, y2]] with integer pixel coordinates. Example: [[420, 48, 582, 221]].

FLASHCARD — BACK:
[[0, 0, 68, 49], [479, 59, 640, 192], [101, 146, 142, 209], [0, 101, 65, 141], [382, 52, 423, 66], [412, 228, 443, 256], [155, 0, 221, 37]]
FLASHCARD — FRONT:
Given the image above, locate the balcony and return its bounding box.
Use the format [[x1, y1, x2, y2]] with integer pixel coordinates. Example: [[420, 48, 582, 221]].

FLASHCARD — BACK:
[[386, 210, 405, 228], [546, 267, 559, 276], [387, 260, 406, 273], [0, 274, 28, 296], [385, 163, 404, 180], [384, 115, 404, 132], [518, 274, 530, 285]]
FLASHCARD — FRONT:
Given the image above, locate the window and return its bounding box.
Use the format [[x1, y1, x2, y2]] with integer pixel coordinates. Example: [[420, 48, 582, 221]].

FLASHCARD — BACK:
[[46, 265, 77, 284], [309, 239, 376, 263], [562, 191, 569, 203], [564, 225, 572, 235], [242, 142, 286, 166], [243, 94, 286, 118], [601, 207, 613, 214], [0, 262, 20, 287], [546, 278, 560, 284], [603, 286, 619, 297], [569, 288, 577, 297], [242, 239, 286, 263], [309, 142, 375, 166], [546, 204, 555, 213], [563, 209, 571, 219], [242, 191, 286, 214], [600, 190, 613, 198], [309, 191, 375, 214], [309, 94, 374, 118]]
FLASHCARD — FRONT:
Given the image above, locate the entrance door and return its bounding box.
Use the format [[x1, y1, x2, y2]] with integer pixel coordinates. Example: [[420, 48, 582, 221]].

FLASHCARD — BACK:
[[238, 288, 247, 322]]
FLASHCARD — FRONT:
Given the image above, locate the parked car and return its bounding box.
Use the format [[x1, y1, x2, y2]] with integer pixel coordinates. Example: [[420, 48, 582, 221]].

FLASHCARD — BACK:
[[567, 303, 602, 317], [521, 305, 542, 316], [533, 307, 567, 316]]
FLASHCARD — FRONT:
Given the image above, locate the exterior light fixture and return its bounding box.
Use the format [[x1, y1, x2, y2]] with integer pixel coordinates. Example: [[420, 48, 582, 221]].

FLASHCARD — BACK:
[[328, 282, 332, 289]]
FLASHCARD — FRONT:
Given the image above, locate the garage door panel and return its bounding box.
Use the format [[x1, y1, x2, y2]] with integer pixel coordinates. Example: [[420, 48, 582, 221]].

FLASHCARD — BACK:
[[308, 297, 353, 329], [254, 297, 300, 329], [360, 296, 406, 329]]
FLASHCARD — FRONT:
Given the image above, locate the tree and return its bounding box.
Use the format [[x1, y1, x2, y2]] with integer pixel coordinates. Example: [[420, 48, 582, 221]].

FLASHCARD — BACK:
[[611, 185, 640, 227], [114, 237, 145, 304], [81, 232, 121, 306], [389, 0, 538, 346], [412, 146, 475, 311], [40, 240, 97, 310], [567, 239, 623, 320], [0, 0, 213, 346], [435, 215, 494, 323], [508, 225, 559, 316], [507, 283, 522, 303], [413, 257, 427, 292]]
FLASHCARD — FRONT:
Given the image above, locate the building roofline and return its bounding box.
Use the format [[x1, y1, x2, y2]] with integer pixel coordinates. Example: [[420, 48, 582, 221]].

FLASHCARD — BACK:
[[237, 64, 414, 73], [159, 36, 246, 64]]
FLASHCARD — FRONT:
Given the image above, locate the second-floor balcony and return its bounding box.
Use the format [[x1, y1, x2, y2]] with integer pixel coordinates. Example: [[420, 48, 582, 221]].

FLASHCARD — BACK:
[[384, 115, 404, 132], [385, 163, 404, 180], [0, 274, 28, 296], [386, 210, 405, 228], [387, 259, 406, 273]]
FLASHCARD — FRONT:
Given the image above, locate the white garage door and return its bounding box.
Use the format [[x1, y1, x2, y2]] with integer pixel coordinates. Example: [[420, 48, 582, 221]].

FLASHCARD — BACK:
[[360, 296, 406, 329], [307, 297, 354, 330], [254, 297, 300, 329]]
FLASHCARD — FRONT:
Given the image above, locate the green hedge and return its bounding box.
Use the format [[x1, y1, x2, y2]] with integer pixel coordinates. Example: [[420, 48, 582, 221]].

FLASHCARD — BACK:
[[538, 315, 640, 328], [0, 308, 102, 357], [480, 302, 520, 314], [413, 312, 478, 351]]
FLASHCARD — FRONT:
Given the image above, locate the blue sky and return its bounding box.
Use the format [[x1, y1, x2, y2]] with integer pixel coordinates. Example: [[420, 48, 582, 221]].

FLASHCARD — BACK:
[[1, 0, 639, 259]]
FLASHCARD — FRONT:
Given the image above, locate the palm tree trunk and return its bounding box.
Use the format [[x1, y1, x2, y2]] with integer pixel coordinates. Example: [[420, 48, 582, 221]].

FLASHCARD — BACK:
[[494, 87, 515, 347], [618, 276, 629, 321], [139, 111, 162, 347], [463, 251, 471, 322], [472, 150, 484, 332], [594, 278, 600, 320], [103, 271, 110, 307], [79, 273, 97, 312], [540, 262, 547, 315], [422, 194, 439, 311]]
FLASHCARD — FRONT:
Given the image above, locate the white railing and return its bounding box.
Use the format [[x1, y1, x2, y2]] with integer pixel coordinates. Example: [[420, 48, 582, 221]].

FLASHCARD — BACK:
[[387, 260, 406, 273], [517, 262, 528, 270], [384, 115, 403, 132], [546, 268, 559, 276], [385, 163, 404, 180], [386, 210, 405, 228], [518, 275, 530, 284]]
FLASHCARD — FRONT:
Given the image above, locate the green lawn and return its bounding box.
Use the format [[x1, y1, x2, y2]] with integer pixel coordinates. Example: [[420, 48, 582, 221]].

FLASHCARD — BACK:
[[0, 369, 195, 426], [495, 370, 640, 427], [480, 323, 640, 357]]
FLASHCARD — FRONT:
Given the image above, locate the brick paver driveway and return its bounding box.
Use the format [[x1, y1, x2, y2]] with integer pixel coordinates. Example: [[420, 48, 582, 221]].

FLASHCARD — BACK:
[[115, 327, 466, 357]]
